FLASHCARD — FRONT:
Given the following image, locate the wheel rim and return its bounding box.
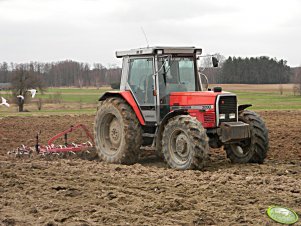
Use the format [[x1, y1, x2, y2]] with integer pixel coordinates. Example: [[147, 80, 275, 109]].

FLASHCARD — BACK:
[[100, 113, 122, 155], [230, 140, 251, 157], [109, 118, 121, 146], [169, 129, 191, 165]]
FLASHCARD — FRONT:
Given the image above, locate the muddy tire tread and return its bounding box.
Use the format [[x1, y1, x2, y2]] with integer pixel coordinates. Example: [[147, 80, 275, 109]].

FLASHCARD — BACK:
[[162, 115, 209, 170], [226, 110, 269, 164], [94, 97, 142, 164]]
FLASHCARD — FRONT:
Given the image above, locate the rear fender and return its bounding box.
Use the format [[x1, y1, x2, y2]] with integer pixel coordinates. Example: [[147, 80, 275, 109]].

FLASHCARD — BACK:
[[99, 91, 145, 125]]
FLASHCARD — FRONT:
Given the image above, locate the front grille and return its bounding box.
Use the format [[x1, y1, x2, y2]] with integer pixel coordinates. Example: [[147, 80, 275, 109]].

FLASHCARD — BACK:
[[204, 113, 215, 123], [218, 95, 237, 123]]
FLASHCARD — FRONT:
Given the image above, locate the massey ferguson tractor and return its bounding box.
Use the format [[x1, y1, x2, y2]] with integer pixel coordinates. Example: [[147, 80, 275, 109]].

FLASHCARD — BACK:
[[94, 47, 269, 170]]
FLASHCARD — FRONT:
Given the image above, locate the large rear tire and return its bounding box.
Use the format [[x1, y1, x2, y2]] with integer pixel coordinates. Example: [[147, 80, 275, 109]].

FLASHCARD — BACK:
[[94, 97, 142, 164], [162, 115, 209, 170], [225, 110, 269, 163]]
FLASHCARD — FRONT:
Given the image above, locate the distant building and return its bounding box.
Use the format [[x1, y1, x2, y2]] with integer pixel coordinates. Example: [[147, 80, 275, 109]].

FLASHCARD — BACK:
[[0, 83, 12, 90]]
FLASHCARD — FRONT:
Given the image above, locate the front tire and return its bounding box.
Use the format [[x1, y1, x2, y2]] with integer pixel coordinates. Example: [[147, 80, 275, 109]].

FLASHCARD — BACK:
[[225, 110, 269, 163], [94, 97, 142, 164], [162, 115, 209, 170]]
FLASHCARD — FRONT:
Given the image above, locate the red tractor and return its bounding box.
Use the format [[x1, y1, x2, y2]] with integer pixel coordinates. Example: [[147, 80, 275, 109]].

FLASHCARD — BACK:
[[94, 47, 269, 170]]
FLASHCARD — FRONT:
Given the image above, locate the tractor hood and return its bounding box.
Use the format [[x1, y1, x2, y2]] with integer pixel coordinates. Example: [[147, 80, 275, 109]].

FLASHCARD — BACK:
[[169, 91, 231, 107]]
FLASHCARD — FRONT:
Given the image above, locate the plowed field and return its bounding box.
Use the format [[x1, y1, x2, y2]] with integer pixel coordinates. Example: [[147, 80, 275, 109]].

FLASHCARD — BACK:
[[0, 111, 301, 225]]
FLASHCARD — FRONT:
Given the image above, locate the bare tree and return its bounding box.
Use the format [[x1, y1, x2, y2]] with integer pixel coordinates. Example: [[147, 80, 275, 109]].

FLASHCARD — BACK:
[[92, 63, 106, 88], [11, 63, 46, 112], [199, 54, 213, 68], [199, 53, 225, 84], [215, 53, 226, 67]]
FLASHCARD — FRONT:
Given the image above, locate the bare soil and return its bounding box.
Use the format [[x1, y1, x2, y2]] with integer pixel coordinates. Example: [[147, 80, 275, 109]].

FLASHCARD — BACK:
[[0, 111, 301, 225]]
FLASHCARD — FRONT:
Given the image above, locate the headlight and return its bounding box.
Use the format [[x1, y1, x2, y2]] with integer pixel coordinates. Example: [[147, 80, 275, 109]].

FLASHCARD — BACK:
[[229, 113, 236, 119], [219, 114, 225, 120]]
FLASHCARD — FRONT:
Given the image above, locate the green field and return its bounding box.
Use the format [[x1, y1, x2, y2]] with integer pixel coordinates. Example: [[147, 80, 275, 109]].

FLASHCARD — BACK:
[[40, 87, 110, 103], [0, 87, 108, 116], [44, 86, 301, 110], [228, 90, 301, 110], [0, 85, 300, 116]]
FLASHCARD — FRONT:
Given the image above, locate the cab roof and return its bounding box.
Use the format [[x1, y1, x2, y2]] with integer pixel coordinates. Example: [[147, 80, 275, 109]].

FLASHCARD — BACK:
[[115, 46, 202, 58]]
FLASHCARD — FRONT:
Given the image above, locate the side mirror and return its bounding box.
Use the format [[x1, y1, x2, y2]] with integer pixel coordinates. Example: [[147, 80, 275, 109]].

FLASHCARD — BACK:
[[212, 57, 219, 67]]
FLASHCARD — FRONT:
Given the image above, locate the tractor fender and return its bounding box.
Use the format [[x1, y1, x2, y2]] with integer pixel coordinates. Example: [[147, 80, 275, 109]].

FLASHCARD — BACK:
[[238, 104, 252, 112], [155, 109, 189, 148], [98, 91, 145, 125]]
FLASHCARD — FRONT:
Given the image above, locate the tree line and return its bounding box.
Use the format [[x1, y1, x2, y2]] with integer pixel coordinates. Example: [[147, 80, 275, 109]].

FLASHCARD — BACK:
[[0, 57, 298, 88], [203, 56, 294, 84], [219, 56, 292, 84], [0, 61, 121, 88]]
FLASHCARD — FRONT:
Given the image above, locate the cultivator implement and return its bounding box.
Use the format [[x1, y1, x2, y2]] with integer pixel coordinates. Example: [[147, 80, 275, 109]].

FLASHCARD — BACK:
[[9, 124, 97, 159]]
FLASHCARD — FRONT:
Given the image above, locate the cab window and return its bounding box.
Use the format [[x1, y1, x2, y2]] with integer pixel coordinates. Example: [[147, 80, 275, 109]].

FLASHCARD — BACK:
[[158, 57, 197, 99], [128, 58, 154, 105]]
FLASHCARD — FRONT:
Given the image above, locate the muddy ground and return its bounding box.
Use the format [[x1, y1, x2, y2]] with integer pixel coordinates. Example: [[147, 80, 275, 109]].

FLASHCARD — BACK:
[[0, 111, 301, 225]]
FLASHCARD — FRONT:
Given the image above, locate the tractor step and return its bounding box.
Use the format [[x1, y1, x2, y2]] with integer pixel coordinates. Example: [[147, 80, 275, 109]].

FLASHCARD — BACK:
[[140, 146, 156, 151], [142, 133, 156, 138]]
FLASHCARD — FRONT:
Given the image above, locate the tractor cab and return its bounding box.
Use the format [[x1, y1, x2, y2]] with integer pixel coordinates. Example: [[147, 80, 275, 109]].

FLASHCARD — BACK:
[[117, 47, 217, 124], [94, 47, 269, 170]]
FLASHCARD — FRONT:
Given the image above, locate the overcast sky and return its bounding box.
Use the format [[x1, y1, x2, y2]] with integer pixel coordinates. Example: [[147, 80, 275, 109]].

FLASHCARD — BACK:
[[0, 0, 300, 67]]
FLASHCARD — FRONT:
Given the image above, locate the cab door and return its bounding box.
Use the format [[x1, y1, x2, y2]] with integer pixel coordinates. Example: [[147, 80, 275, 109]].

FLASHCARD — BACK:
[[127, 57, 157, 123]]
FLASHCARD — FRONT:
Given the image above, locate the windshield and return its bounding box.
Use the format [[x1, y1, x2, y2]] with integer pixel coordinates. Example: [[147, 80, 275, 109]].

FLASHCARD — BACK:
[[157, 57, 198, 98]]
